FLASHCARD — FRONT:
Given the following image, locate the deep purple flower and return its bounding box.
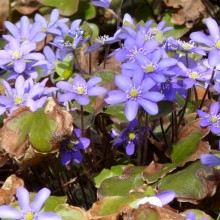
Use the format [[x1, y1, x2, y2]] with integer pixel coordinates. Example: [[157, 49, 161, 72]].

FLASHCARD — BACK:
[[34, 9, 68, 35], [136, 190, 175, 208], [91, 0, 111, 8], [59, 128, 90, 165], [0, 75, 55, 114], [200, 154, 220, 167], [57, 75, 107, 105], [112, 119, 142, 155], [0, 186, 61, 220], [0, 39, 44, 73], [190, 18, 220, 66], [197, 102, 220, 134], [3, 16, 46, 43], [105, 74, 164, 121]]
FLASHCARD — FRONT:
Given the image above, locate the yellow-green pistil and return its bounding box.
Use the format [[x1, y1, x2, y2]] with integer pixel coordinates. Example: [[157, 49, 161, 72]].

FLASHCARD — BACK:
[[14, 96, 23, 104], [24, 212, 34, 220], [10, 50, 22, 60], [182, 43, 192, 50], [128, 132, 135, 140], [190, 71, 199, 79], [145, 64, 154, 73], [211, 116, 218, 123], [216, 40, 220, 49], [129, 89, 138, 98]]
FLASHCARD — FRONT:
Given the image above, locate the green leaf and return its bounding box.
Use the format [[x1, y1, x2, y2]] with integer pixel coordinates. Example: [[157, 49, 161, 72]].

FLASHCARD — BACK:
[[104, 103, 127, 121], [36, 0, 79, 16], [97, 166, 145, 198], [7, 108, 57, 152], [54, 204, 88, 220], [170, 131, 202, 165], [94, 165, 124, 188], [157, 161, 217, 203]]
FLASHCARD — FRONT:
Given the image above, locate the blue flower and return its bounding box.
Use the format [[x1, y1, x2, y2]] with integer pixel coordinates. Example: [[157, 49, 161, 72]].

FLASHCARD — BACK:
[[197, 102, 220, 134], [56, 75, 107, 106], [0, 186, 61, 220], [59, 128, 90, 165], [105, 74, 164, 121], [0, 39, 44, 73], [3, 16, 46, 43], [91, 0, 111, 8], [190, 18, 220, 66], [200, 154, 220, 167]]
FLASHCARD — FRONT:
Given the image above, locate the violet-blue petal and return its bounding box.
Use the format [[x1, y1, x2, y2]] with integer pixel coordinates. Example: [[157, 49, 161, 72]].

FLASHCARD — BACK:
[[210, 102, 220, 115], [24, 53, 45, 61], [14, 59, 26, 73], [56, 81, 73, 92], [0, 205, 22, 219], [126, 142, 135, 155], [37, 212, 62, 220], [2, 79, 14, 98], [158, 58, 177, 70], [113, 137, 125, 146], [201, 154, 220, 166], [199, 118, 210, 127], [0, 96, 13, 106], [87, 77, 102, 88], [49, 9, 59, 26], [139, 98, 158, 115], [21, 42, 36, 54], [58, 93, 75, 102], [185, 211, 196, 220], [0, 50, 11, 59], [205, 17, 220, 41], [15, 75, 25, 96], [88, 87, 106, 96], [115, 48, 128, 62], [156, 190, 175, 206], [105, 90, 127, 104], [77, 94, 90, 105], [79, 138, 90, 149], [196, 110, 208, 118], [210, 124, 220, 134], [73, 75, 86, 85], [73, 150, 83, 163], [143, 39, 158, 53], [115, 74, 131, 91], [142, 92, 164, 102], [208, 49, 220, 67], [20, 16, 30, 39], [125, 100, 138, 121], [4, 21, 20, 38], [190, 31, 213, 47], [17, 186, 31, 210], [141, 77, 156, 91], [61, 152, 71, 165], [31, 188, 50, 212]]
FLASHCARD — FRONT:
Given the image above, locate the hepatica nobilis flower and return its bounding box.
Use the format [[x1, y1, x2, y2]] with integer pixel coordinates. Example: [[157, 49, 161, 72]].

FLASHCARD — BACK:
[[197, 102, 220, 134], [200, 154, 220, 167], [59, 128, 90, 165], [112, 119, 144, 155], [105, 74, 164, 121], [0, 186, 61, 220], [190, 17, 220, 66], [0, 39, 44, 73], [0, 75, 54, 114], [56, 75, 107, 105]]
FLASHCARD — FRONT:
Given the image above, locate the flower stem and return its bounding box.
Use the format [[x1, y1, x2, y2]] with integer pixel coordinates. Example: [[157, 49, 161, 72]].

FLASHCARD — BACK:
[[73, 51, 83, 76], [160, 117, 168, 150], [137, 108, 142, 166], [143, 112, 149, 165], [80, 105, 84, 136]]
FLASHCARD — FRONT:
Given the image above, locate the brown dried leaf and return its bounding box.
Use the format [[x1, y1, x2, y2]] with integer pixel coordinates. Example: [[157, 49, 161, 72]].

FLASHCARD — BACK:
[[14, 1, 40, 15], [0, 0, 9, 30], [178, 119, 210, 141], [163, 0, 181, 8], [0, 174, 24, 205]]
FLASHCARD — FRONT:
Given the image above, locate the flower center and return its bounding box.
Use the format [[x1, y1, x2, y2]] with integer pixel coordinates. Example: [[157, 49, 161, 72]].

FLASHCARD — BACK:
[[190, 71, 199, 79], [97, 35, 109, 44], [64, 35, 73, 46], [182, 42, 193, 50], [211, 116, 218, 123], [127, 86, 142, 100], [41, 26, 46, 33], [10, 50, 23, 60], [127, 46, 146, 62], [14, 96, 23, 104], [24, 212, 34, 220], [128, 132, 136, 140], [215, 40, 220, 49], [73, 83, 87, 95], [145, 64, 154, 73]]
